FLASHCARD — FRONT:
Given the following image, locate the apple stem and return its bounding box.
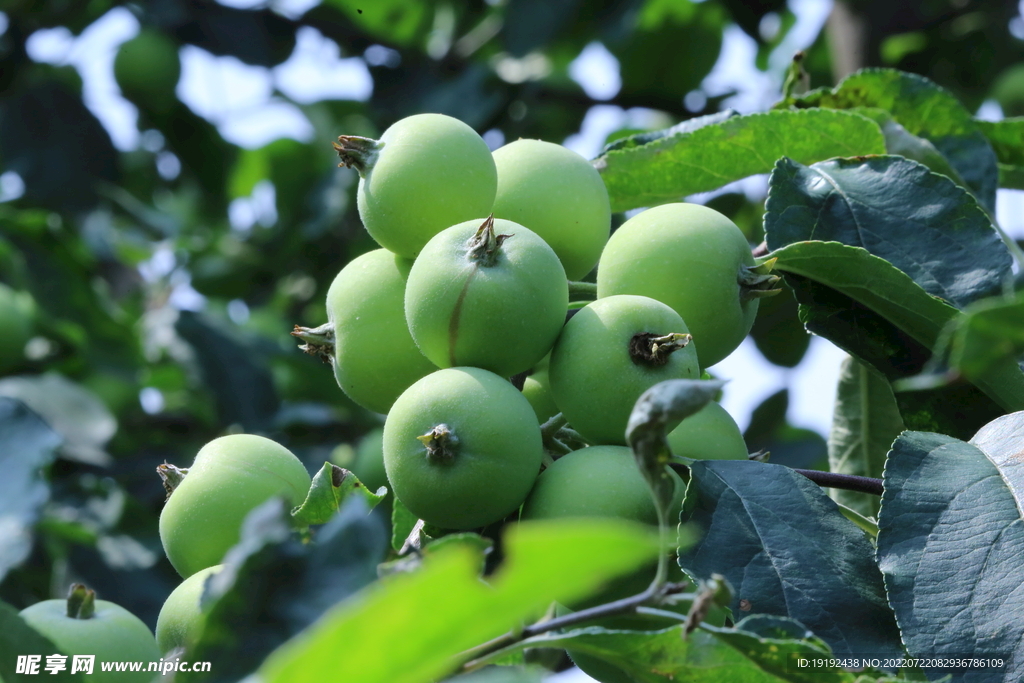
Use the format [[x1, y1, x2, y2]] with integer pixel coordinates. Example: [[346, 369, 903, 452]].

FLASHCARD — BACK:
[[567, 281, 597, 301], [417, 424, 459, 463], [466, 215, 512, 267], [156, 462, 189, 501], [291, 322, 335, 364], [332, 135, 384, 175], [66, 583, 96, 619], [629, 332, 692, 367]]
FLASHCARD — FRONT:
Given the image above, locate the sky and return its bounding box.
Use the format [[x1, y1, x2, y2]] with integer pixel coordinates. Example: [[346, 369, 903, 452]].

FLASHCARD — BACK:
[[7, 2, 1024, 681]]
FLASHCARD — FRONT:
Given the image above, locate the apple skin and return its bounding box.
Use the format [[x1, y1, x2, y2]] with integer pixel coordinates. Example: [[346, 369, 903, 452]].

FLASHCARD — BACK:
[[159, 434, 311, 578], [597, 203, 757, 369], [491, 139, 611, 280], [383, 367, 543, 530], [549, 295, 699, 446], [356, 114, 497, 258], [155, 564, 223, 654], [667, 401, 748, 461], [19, 599, 160, 683]]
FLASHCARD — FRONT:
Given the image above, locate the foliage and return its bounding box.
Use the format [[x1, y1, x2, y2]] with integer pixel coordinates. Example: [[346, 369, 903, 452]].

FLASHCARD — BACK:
[[2, 2, 1024, 683]]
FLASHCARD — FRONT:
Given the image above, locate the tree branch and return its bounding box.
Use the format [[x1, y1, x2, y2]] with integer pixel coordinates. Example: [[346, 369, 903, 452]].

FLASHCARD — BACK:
[[794, 469, 883, 496], [459, 581, 692, 671]]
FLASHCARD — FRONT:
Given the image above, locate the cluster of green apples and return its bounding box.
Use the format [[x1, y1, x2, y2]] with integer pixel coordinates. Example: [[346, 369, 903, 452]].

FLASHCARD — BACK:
[[311, 113, 762, 534], [139, 113, 770, 660]]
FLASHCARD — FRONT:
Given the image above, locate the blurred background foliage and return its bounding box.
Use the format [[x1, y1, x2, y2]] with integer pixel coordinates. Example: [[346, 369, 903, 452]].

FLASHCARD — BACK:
[[0, 0, 1022, 632]]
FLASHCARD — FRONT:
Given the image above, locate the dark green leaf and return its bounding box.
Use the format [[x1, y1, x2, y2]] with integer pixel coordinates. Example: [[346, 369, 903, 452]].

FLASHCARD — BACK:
[[321, 0, 430, 47], [257, 519, 661, 683], [828, 358, 905, 517], [770, 241, 1024, 433], [174, 310, 279, 431], [0, 82, 117, 212], [182, 496, 387, 683], [170, 3, 297, 66], [0, 398, 61, 582], [791, 69, 999, 212], [0, 600, 84, 682], [970, 411, 1024, 495], [626, 380, 724, 514], [153, 102, 236, 217], [877, 427, 1024, 681], [851, 108, 967, 188], [291, 462, 385, 526], [502, 0, 581, 56], [612, 2, 726, 111], [975, 118, 1024, 179], [998, 164, 1024, 190], [765, 156, 1011, 308], [948, 292, 1024, 381], [594, 109, 885, 212], [749, 284, 810, 368], [679, 460, 902, 659]]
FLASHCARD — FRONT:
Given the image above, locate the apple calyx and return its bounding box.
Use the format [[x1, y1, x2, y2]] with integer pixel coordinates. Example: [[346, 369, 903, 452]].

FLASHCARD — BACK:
[[157, 462, 189, 500], [332, 135, 384, 175], [291, 322, 335, 364], [417, 424, 459, 463], [629, 332, 693, 367], [466, 215, 512, 267], [66, 583, 96, 620]]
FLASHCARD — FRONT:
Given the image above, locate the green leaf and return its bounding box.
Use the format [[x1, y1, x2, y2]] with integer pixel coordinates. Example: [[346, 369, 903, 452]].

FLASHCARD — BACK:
[[626, 379, 724, 515], [0, 600, 85, 682], [0, 398, 61, 583], [174, 310, 279, 432], [601, 110, 738, 154], [593, 109, 885, 213], [998, 164, 1024, 190], [827, 357, 905, 517], [770, 241, 1024, 432], [320, 0, 429, 46], [613, 1, 726, 110], [970, 411, 1024, 496], [472, 617, 858, 683], [704, 615, 853, 683], [764, 156, 1011, 309], [291, 462, 385, 527], [947, 292, 1024, 381], [0, 373, 115, 466], [791, 68, 999, 213], [256, 519, 662, 683], [975, 118, 1024, 178], [379, 533, 493, 577], [877, 424, 1024, 681], [679, 460, 903, 659], [851, 108, 967, 188], [182, 497, 387, 683]]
